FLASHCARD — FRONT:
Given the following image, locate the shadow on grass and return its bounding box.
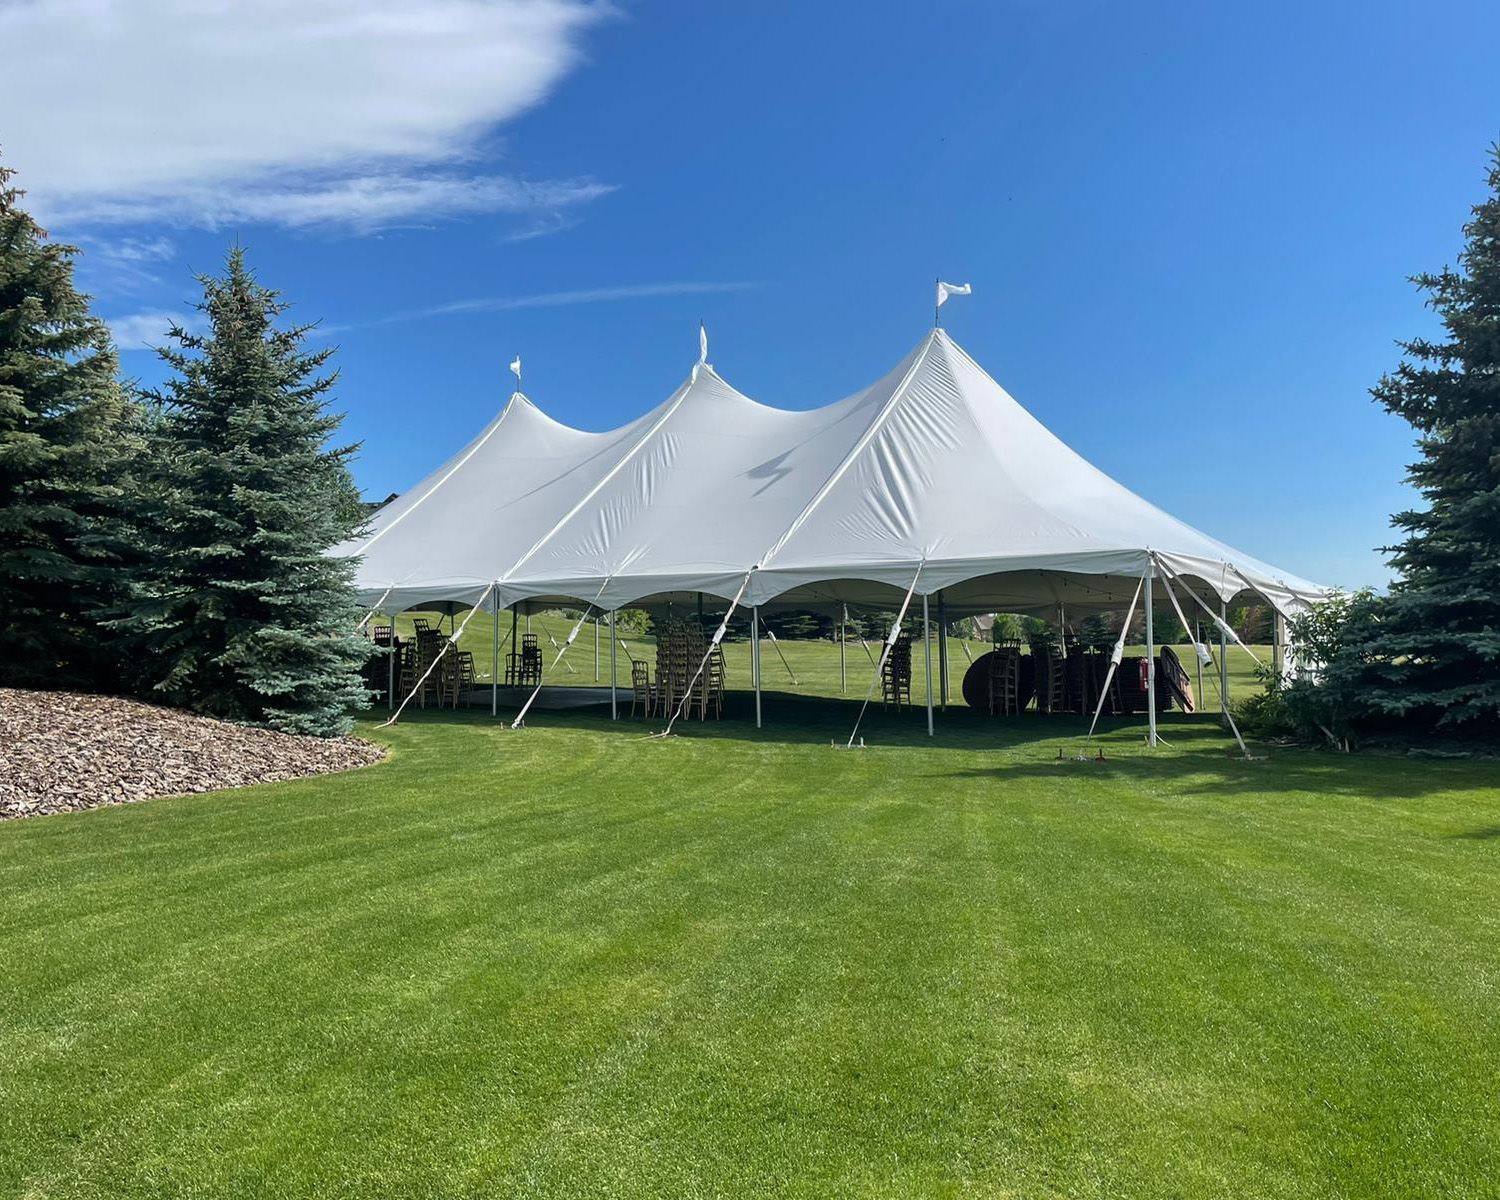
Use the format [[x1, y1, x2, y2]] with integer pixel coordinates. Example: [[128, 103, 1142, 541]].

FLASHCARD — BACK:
[[370, 690, 1492, 802]]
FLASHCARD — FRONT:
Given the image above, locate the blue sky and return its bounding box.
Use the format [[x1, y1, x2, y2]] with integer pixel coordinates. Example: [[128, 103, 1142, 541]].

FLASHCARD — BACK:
[[6, 0, 1500, 589]]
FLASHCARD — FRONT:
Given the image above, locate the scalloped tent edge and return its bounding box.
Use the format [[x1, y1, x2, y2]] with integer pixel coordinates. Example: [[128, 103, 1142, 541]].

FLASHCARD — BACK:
[[338, 329, 1328, 624]]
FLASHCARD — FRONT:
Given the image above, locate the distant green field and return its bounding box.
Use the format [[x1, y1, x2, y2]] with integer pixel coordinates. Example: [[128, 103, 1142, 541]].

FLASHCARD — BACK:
[[386, 607, 1266, 713]]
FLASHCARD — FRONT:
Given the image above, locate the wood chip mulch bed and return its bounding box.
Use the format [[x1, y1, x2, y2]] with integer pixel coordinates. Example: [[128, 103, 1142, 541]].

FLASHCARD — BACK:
[[0, 688, 386, 821]]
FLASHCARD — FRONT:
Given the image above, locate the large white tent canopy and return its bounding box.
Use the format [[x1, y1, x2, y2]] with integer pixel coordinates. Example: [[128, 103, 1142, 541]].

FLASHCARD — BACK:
[[339, 329, 1326, 621]]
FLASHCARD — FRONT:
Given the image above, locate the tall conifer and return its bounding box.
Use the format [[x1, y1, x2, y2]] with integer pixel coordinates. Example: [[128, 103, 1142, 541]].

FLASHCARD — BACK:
[[1365, 146, 1500, 730], [128, 248, 369, 735], [0, 162, 139, 688]]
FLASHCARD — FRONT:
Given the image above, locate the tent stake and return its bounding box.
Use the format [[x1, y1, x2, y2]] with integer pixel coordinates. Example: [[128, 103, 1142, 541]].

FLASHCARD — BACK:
[[1145, 567, 1158, 748], [923, 593, 934, 737]]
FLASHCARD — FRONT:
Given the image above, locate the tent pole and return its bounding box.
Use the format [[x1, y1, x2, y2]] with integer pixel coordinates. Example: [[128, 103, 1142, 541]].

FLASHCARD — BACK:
[[937, 592, 948, 710], [839, 605, 847, 694], [752, 606, 762, 729], [923, 593, 934, 737], [1145, 568, 1158, 748], [1194, 619, 1205, 713], [1219, 600, 1229, 723], [491, 589, 499, 717], [594, 616, 600, 681], [525, 607, 530, 636], [610, 610, 618, 720]]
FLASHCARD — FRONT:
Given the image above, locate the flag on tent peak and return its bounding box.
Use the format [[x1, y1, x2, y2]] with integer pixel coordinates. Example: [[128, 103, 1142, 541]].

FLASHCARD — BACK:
[[936, 281, 972, 308]]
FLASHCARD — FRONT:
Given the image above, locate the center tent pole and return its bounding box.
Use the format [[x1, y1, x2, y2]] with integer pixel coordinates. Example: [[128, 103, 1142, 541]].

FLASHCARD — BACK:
[[609, 610, 618, 720], [839, 605, 847, 694], [937, 592, 948, 709], [1145, 567, 1158, 748], [594, 617, 600, 681], [491, 588, 500, 717], [752, 606, 763, 729], [923, 593, 934, 737]]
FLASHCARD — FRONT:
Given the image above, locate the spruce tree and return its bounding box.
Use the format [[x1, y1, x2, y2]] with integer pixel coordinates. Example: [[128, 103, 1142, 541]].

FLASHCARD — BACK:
[[1365, 144, 1500, 731], [0, 161, 141, 689], [128, 247, 369, 735]]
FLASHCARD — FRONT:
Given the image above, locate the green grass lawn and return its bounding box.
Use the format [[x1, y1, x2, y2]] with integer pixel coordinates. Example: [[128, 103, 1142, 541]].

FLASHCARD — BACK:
[[3, 654, 1498, 1196]]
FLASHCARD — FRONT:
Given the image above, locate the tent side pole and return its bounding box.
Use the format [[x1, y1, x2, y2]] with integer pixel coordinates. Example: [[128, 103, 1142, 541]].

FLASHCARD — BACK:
[[923, 593, 934, 737], [594, 616, 600, 682], [1194, 620, 1205, 713], [1145, 569, 1158, 748], [491, 589, 500, 717], [752, 606, 762, 729], [839, 606, 847, 694], [609, 610, 618, 720], [387, 610, 395, 711], [937, 592, 948, 709], [1219, 600, 1229, 723]]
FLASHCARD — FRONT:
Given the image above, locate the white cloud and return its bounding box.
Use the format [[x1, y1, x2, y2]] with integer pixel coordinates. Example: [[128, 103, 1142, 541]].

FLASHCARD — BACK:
[[1, 0, 611, 231], [107, 308, 204, 351], [336, 281, 755, 331]]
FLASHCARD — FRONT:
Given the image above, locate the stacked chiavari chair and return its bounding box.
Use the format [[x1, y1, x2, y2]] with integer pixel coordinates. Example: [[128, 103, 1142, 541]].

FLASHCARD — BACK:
[[988, 642, 1021, 715], [882, 634, 912, 709], [630, 660, 657, 718]]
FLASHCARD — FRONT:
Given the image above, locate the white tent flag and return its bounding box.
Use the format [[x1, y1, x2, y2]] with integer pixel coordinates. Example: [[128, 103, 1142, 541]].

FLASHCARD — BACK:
[[698, 323, 709, 365], [936, 281, 972, 308], [509, 356, 522, 385]]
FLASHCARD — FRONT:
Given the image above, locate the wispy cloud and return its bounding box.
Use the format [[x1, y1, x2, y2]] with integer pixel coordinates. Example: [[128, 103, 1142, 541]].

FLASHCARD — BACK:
[[1, 0, 612, 233], [330, 282, 756, 333], [107, 309, 204, 352]]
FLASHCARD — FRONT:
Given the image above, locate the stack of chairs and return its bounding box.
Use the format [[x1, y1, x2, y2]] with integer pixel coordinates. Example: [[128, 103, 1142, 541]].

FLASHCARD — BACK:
[[1031, 638, 1064, 714], [988, 641, 1022, 715], [882, 634, 912, 709], [442, 650, 475, 708], [1063, 642, 1093, 715], [655, 620, 708, 718], [506, 633, 542, 687], [683, 643, 726, 721], [400, 628, 447, 708]]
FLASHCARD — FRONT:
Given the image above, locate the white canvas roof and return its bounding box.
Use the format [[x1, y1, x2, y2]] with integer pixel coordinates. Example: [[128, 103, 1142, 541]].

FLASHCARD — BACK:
[[340, 329, 1327, 618]]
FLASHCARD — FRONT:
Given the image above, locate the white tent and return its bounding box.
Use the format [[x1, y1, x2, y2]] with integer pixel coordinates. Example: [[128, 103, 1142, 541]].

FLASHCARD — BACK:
[[342, 328, 1327, 737]]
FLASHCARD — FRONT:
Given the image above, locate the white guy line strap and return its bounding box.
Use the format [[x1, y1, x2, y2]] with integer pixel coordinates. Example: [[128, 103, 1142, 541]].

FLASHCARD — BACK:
[[658, 569, 756, 738], [845, 562, 925, 748], [511, 580, 612, 729], [381, 582, 497, 727], [1154, 560, 1252, 757], [1153, 554, 1265, 671], [1085, 574, 1144, 745], [355, 584, 395, 632]]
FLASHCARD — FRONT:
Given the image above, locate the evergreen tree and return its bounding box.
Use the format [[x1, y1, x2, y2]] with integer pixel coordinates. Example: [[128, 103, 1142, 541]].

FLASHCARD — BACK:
[[1363, 145, 1500, 731], [126, 247, 369, 735], [0, 162, 141, 688]]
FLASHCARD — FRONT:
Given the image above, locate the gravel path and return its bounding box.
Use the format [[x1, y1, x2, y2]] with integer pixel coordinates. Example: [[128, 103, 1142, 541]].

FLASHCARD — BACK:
[[0, 688, 385, 820]]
